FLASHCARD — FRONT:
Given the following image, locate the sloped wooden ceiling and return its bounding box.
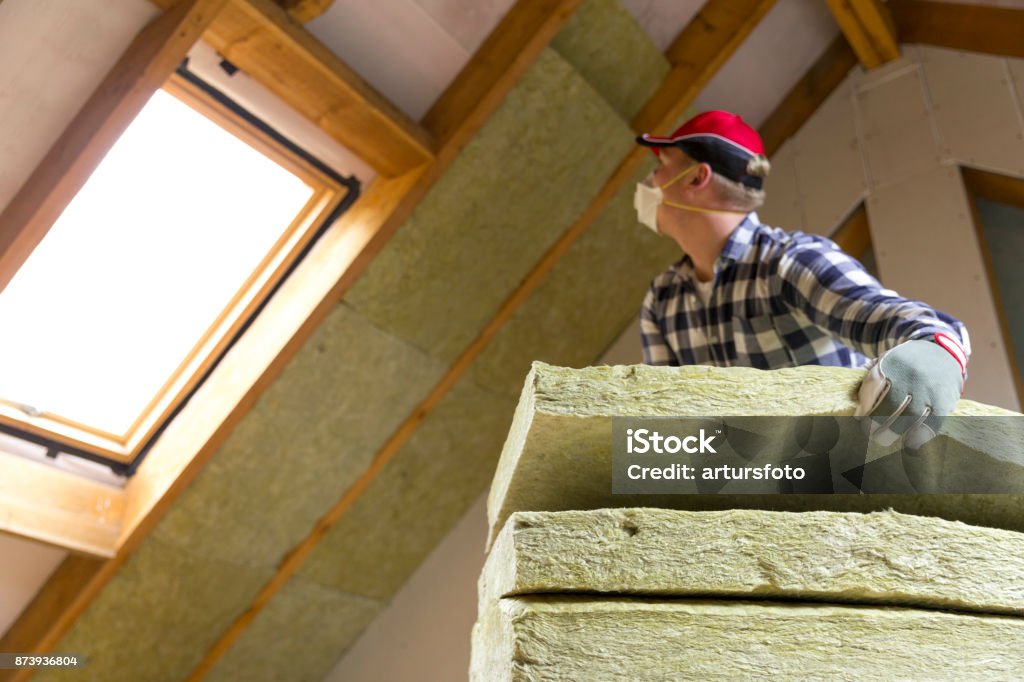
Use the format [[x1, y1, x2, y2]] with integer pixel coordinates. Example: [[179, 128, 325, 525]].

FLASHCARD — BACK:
[[3, 1, 1023, 681]]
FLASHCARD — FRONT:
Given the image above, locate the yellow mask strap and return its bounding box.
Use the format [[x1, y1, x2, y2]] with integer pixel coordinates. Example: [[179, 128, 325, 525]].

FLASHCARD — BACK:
[[663, 200, 748, 215], [658, 164, 698, 190], [656, 164, 748, 215]]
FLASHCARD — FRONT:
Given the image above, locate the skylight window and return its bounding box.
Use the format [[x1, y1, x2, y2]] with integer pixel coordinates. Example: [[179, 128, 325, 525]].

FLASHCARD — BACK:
[[0, 78, 351, 464]]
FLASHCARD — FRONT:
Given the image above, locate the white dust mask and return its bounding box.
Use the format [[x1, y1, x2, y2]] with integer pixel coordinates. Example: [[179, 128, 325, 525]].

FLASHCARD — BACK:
[[633, 182, 663, 233], [633, 164, 697, 234]]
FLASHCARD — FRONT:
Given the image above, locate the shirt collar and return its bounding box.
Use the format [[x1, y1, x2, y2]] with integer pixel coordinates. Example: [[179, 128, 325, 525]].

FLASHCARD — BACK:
[[718, 211, 759, 262], [671, 211, 759, 282]]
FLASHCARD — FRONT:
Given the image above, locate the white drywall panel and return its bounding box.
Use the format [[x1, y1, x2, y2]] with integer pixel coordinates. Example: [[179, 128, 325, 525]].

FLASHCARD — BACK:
[[695, 0, 841, 129], [867, 164, 1018, 410], [920, 46, 1024, 177], [0, 0, 159, 212], [759, 140, 805, 231], [619, 0, 703, 52], [306, 0, 470, 121], [794, 79, 866, 234], [0, 534, 66, 639], [412, 0, 516, 54], [855, 62, 943, 189]]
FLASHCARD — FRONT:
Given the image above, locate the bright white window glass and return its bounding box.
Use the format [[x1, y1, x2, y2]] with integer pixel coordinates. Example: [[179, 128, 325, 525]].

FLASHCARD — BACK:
[[0, 90, 314, 435]]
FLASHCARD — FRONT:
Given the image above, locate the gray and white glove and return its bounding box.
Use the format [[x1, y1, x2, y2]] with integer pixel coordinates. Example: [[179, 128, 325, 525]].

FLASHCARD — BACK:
[[855, 333, 968, 449]]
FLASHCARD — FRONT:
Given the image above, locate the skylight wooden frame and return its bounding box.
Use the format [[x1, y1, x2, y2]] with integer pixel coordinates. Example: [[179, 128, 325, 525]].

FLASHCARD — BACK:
[[0, 54, 349, 467]]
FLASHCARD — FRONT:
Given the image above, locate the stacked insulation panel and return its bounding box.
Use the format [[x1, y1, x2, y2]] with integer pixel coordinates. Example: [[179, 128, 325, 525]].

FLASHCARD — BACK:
[[470, 362, 1024, 680]]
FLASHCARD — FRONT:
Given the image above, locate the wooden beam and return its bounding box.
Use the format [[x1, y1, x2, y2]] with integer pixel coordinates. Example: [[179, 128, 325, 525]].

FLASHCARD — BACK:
[[273, 0, 334, 23], [759, 36, 858, 157], [185, 1, 775, 679], [889, 0, 1024, 60], [422, 0, 582, 151], [826, 0, 900, 70], [962, 167, 1024, 213], [0, 454, 123, 558], [0, 0, 227, 296], [152, 0, 336, 23], [202, 0, 435, 177], [830, 203, 871, 258], [0, 555, 105, 682], [634, 0, 777, 135]]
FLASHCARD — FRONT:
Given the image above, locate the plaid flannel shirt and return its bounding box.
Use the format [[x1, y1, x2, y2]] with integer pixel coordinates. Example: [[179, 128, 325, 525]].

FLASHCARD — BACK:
[[641, 213, 971, 369]]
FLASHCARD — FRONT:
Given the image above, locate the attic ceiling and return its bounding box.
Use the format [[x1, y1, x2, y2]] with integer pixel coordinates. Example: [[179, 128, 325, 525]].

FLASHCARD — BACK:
[[2, 0, 1022, 680]]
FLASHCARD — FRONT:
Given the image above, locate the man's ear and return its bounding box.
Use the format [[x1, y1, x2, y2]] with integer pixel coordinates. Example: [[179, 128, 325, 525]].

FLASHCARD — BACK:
[[691, 163, 714, 189]]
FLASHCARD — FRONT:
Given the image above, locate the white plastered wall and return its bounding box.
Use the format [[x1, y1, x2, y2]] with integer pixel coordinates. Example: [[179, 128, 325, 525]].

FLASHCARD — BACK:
[[759, 44, 1024, 411]]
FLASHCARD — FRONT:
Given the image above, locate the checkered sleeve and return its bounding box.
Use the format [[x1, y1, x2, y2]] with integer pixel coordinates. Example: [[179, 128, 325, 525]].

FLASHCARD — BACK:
[[777, 239, 971, 361], [641, 283, 672, 365]]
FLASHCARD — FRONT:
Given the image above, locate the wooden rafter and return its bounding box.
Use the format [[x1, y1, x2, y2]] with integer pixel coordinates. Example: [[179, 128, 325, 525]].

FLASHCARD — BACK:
[[273, 0, 335, 23], [202, 0, 435, 177], [0, 0, 227, 297], [0, 454, 123, 558], [830, 203, 871, 258], [889, 0, 1024, 60], [759, 36, 858, 157], [826, 0, 900, 70], [153, 0, 336, 23], [183, 0, 777, 679]]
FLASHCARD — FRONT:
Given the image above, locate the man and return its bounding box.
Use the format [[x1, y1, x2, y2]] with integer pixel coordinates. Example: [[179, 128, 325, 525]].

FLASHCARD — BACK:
[[634, 110, 970, 447]]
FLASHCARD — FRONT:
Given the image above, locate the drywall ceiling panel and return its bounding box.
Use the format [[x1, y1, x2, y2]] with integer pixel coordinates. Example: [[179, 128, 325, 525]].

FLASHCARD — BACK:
[[0, 535, 66, 639], [694, 0, 841, 129], [33, 538, 275, 682], [758, 140, 805, 230], [1010, 57, 1024, 119], [921, 46, 1024, 177], [469, 163, 678, 398], [206, 578, 383, 682], [794, 79, 867, 235], [0, 0, 158, 211], [149, 303, 447, 569], [345, 49, 635, 364], [856, 63, 942, 189], [619, 0, 703, 52], [306, 0, 470, 121], [412, 0, 516, 54], [867, 165, 1018, 410], [551, 0, 669, 121]]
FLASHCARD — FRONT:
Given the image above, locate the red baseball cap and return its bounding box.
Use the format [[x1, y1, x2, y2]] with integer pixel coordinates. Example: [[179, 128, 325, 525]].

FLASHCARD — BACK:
[[637, 110, 767, 189]]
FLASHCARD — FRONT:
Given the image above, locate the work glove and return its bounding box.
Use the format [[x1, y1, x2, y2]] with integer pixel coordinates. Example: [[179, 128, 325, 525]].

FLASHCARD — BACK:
[[855, 333, 968, 449]]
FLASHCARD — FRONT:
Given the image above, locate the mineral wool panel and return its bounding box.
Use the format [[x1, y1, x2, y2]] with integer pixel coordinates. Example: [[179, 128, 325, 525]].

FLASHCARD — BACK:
[[344, 48, 635, 363], [550, 0, 669, 121], [150, 303, 447, 569], [486, 362, 1023, 548], [471, 596, 1024, 681], [920, 46, 1024, 177], [205, 578, 383, 682], [34, 539, 274, 682], [481, 508, 1024, 615], [299, 379, 516, 599], [469, 163, 677, 398]]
